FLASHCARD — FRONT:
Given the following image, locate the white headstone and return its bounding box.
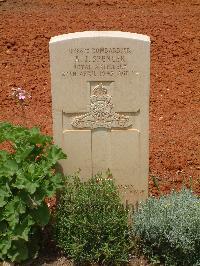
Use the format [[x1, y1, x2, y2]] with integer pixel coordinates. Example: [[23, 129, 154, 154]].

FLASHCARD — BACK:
[[49, 31, 150, 203]]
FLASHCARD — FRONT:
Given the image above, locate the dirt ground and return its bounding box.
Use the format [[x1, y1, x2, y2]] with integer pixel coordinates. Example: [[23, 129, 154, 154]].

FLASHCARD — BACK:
[[0, 0, 199, 264], [1, 0, 199, 195]]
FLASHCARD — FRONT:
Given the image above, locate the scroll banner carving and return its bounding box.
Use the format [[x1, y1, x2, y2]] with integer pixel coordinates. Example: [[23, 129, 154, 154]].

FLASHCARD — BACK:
[[71, 83, 132, 129]]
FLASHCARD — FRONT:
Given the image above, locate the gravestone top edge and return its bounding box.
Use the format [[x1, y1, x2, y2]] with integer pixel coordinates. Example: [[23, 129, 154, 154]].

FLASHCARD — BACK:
[[50, 31, 150, 44]]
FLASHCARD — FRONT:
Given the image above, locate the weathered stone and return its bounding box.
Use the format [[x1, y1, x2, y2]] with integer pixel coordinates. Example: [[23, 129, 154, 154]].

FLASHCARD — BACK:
[[49, 31, 150, 204]]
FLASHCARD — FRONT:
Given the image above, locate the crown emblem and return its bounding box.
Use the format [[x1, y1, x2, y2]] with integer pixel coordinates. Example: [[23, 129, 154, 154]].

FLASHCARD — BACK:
[[92, 83, 107, 96], [71, 83, 132, 129]]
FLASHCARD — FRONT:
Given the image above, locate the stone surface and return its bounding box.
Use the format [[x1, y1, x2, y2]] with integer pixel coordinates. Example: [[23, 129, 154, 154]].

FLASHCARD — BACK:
[[49, 31, 150, 204]]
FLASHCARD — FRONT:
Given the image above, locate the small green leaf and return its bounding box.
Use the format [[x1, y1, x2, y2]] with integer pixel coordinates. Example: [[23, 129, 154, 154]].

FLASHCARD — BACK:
[[4, 196, 26, 227], [46, 145, 67, 165], [0, 221, 8, 235], [0, 185, 11, 207], [7, 239, 28, 262], [30, 202, 50, 226], [13, 171, 39, 194], [0, 159, 18, 177], [14, 145, 34, 163], [150, 175, 160, 192], [43, 173, 63, 197], [31, 187, 48, 205], [29, 127, 51, 145], [13, 215, 34, 241], [0, 237, 12, 257], [27, 163, 36, 175], [0, 122, 12, 143], [0, 150, 10, 161]]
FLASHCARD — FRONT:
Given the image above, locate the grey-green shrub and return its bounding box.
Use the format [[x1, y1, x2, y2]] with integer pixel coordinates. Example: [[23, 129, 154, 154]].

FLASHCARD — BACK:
[[55, 174, 131, 265], [133, 189, 200, 266]]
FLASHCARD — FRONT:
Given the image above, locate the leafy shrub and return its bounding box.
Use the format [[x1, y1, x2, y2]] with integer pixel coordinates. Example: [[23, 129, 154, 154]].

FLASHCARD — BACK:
[[55, 174, 132, 265], [133, 189, 200, 265], [0, 122, 66, 263]]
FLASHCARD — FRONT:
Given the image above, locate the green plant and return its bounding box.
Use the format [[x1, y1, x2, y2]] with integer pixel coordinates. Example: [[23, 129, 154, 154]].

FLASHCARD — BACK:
[[133, 189, 200, 266], [0, 122, 66, 263], [55, 174, 132, 265]]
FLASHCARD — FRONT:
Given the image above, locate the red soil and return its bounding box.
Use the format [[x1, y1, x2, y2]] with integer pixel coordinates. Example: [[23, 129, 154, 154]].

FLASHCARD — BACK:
[[0, 0, 200, 196]]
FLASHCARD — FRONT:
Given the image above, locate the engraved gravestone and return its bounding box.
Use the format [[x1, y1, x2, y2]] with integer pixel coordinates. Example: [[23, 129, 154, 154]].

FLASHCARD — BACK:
[[49, 31, 150, 203]]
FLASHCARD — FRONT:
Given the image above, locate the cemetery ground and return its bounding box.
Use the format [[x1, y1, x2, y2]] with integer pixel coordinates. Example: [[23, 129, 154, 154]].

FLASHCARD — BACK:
[[0, 0, 199, 265]]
